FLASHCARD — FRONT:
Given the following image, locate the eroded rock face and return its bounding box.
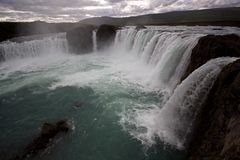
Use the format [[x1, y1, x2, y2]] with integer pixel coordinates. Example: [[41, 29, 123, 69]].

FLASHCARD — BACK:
[[96, 24, 117, 50], [188, 59, 240, 160], [66, 25, 96, 54], [0, 21, 78, 42], [14, 120, 70, 160], [0, 49, 4, 62], [182, 34, 240, 80], [135, 25, 146, 30]]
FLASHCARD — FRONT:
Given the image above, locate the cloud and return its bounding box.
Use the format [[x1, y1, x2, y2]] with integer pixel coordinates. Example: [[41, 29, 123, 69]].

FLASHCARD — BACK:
[[0, 0, 239, 22]]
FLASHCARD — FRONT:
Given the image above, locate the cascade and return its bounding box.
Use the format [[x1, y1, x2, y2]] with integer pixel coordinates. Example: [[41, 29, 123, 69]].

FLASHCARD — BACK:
[[114, 28, 204, 92], [1, 26, 240, 154], [121, 57, 237, 149], [92, 30, 97, 52], [0, 33, 68, 61]]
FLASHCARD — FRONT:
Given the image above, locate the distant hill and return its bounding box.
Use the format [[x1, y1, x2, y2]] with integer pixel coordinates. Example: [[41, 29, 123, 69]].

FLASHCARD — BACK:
[[80, 7, 240, 27], [0, 7, 240, 42], [0, 21, 79, 42]]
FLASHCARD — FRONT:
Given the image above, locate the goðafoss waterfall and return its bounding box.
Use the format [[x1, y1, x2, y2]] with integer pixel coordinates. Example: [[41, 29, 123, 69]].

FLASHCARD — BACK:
[[0, 26, 239, 160]]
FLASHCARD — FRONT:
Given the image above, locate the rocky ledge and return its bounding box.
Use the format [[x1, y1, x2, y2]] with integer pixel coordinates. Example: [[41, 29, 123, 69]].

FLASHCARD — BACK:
[[66, 24, 117, 54], [96, 24, 117, 51], [66, 25, 96, 54], [182, 34, 240, 80], [188, 59, 240, 160], [13, 120, 70, 160], [186, 34, 240, 160]]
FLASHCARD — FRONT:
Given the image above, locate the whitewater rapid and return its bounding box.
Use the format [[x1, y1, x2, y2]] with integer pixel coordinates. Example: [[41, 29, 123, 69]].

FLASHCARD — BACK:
[[0, 26, 240, 152]]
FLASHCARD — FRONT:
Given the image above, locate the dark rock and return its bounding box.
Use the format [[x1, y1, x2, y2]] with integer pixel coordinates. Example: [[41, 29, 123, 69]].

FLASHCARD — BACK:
[[0, 48, 5, 62], [136, 25, 146, 30], [0, 21, 78, 42], [73, 101, 83, 108], [96, 24, 117, 50], [221, 115, 240, 159], [66, 25, 96, 54], [182, 34, 240, 80], [188, 59, 240, 160], [14, 120, 70, 160]]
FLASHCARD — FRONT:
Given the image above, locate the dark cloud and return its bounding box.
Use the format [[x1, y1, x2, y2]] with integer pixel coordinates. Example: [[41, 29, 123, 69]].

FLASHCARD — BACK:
[[0, 0, 239, 22]]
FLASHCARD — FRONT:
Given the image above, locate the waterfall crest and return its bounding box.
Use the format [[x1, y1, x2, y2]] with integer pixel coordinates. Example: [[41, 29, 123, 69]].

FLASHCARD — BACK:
[[0, 33, 68, 61], [114, 28, 204, 93]]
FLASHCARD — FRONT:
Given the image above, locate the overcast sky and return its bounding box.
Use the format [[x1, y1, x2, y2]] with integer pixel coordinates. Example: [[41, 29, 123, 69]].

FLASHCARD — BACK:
[[0, 0, 240, 22]]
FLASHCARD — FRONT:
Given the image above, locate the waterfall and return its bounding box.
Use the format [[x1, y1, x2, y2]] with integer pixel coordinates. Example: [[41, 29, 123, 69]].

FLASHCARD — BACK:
[[92, 30, 97, 52], [113, 27, 240, 149], [120, 57, 237, 149], [1, 25, 239, 152], [114, 28, 204, 93], [0, 33, 68, 61]]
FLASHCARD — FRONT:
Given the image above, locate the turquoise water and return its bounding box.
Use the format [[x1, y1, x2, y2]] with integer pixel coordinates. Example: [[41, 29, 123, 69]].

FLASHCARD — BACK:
[[0, 53, 185, 160]]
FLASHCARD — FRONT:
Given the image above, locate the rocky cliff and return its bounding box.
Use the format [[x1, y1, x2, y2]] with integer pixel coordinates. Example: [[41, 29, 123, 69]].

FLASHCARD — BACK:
[[183, 34, 240, 80], [66, 25, 96, 54], [66, 24, 117, 54], [186, 35, 240, 160], [96, 25, 117, 50]]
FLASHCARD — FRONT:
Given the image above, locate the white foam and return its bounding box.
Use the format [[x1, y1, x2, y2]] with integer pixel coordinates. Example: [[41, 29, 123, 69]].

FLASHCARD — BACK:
[[120, 57, 237, 150], [49, 52, 155, 92]]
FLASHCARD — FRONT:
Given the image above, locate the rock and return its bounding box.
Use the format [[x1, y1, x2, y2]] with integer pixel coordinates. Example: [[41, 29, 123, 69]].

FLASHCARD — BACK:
[[66, 25, 96, 54], [135, 25, 146, 30], [187, 59, 240, 160], [182, 34, 240, 80], [0, 21, 78, 42], [96, 24, 117, 50], [0, 48, 5, 62], [221, 115, 240, 159], [72, 101, 83, 108], [14, 120, 70, 160]]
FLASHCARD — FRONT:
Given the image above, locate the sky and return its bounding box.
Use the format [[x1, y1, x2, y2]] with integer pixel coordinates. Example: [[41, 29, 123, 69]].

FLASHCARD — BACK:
[[0, 0, 240, 22]]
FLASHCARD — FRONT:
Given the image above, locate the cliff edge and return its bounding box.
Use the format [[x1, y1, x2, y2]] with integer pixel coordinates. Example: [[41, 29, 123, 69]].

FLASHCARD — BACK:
[[186, 35, 240, 160]]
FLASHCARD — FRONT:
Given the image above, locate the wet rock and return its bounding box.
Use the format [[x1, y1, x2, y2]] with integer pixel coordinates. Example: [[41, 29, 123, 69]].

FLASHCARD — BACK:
[[14, 120, 70, 160], [96, 24, 117, 50], [0, 50, 4, 62], [188, 59, 240, 160], [221, 115, 240, 159], [72, 101, 83, 108], [66, 25, 96, 54], [182, 34, 240, 80], [136, 25, 146, 30]]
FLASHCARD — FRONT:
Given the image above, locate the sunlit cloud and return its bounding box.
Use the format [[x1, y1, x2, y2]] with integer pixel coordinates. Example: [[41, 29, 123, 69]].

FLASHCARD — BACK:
[[91, 0, 108, 5], [83, 5, 113, 10], [0, 0, 239, 22]]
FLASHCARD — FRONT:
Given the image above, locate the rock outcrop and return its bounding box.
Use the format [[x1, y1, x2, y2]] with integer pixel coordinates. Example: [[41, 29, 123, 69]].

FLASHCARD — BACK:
[[182, 34, 240, 80], [187, 59, 240, 160], [96, 24, 117, 50], [135, 25, 146, 30], [14, 120, 70, 160], [185, 34, 240, 160], [66, 25, 96, 54], [0, 48, 4, 62]]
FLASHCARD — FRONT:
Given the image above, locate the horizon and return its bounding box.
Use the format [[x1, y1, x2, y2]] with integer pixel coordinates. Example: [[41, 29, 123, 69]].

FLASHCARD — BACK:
[[0, 6, 240, 24], [0, 0, 240, 23]]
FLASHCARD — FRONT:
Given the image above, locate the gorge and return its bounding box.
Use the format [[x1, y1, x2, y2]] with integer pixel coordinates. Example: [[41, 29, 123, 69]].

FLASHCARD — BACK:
[[0, 25, 240, 160]]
